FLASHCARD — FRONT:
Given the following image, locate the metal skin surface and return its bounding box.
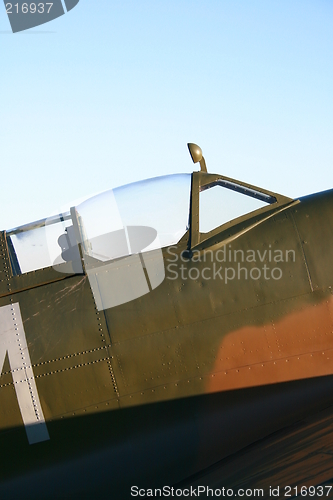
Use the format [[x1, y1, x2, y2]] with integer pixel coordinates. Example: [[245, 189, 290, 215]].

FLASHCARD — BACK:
[[1, 170, 333, 499]]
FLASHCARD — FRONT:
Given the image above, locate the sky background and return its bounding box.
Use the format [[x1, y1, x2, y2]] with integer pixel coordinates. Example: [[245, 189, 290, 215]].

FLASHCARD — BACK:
[[0, 0, 332, 230]]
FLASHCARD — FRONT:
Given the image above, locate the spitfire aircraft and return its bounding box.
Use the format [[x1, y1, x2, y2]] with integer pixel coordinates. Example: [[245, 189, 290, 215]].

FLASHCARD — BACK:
[[1, 144, 333, 498]]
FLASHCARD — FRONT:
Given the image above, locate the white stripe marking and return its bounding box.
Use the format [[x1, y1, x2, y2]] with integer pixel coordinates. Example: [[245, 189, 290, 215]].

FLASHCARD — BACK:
[[0, 303, 49, 444]]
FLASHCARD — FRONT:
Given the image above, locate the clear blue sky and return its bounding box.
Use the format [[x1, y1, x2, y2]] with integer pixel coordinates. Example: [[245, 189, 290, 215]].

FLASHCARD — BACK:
[[1, 0, 332, 229]]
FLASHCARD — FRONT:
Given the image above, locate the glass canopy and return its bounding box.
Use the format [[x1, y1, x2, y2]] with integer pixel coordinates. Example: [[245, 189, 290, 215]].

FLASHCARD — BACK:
[[7, 174, 192, 275], [6, 172, 278, 277]]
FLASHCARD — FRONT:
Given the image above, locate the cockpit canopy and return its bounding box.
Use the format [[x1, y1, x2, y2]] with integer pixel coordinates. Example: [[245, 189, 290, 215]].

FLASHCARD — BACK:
[[6, 172, 279, 276], [7, 174, 192, 275]]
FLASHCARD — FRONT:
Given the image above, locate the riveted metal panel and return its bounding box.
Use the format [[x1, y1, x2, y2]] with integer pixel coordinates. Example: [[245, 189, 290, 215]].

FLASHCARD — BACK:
[[112, 325, 198, 396], [0, 274, 119, 430], [35, 361, 117, 419], [292, 190, 333, 290], [0, 232, 12, 296]]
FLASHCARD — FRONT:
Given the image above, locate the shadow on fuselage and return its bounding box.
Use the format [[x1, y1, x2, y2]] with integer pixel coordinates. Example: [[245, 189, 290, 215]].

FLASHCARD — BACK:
[[1, 375, 333, 499]]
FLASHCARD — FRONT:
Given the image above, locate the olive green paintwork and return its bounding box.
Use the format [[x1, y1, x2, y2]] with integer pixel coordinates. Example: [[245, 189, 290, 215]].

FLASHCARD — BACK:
[[1, 168, 333, 499]]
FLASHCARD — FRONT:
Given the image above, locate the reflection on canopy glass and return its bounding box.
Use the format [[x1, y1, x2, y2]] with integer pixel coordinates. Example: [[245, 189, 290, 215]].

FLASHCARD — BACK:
[[7, 174, 192, 275], [75, 174, 192, 262]]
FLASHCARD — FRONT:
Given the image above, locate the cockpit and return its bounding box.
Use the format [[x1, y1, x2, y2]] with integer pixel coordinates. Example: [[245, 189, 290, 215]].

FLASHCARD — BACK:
[[6, 169, 291, 277], [6, 142, 295, 309], [6, 141, 296, 311]]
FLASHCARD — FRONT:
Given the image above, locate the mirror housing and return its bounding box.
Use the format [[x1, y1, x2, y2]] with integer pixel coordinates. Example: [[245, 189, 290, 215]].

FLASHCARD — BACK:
[[187, 143, 207, 172]]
